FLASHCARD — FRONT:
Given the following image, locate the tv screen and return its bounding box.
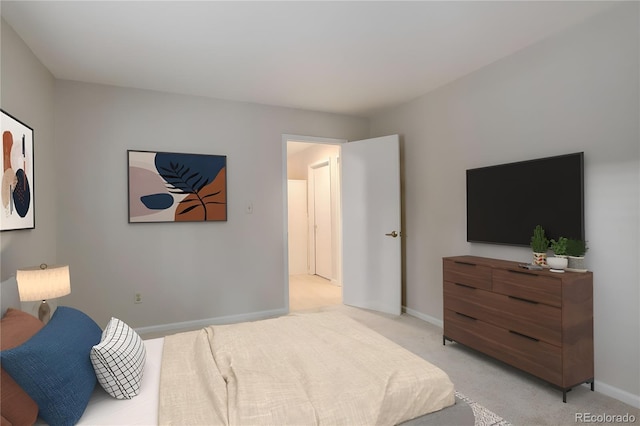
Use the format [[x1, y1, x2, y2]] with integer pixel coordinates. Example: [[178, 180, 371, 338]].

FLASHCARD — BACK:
[[466, 152, 584, 246]]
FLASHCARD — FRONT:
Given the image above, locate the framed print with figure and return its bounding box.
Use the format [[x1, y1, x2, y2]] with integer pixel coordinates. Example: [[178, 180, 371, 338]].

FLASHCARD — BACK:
[[1, 110, 34, 231]]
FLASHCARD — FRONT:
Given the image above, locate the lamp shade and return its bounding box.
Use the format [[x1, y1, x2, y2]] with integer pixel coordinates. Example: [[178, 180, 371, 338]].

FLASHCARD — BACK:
[[16, 264, 71, 302]]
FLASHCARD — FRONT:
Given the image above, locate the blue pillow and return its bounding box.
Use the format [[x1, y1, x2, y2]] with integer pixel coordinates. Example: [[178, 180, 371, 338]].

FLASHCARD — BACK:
[[0, 306, 102, 426]]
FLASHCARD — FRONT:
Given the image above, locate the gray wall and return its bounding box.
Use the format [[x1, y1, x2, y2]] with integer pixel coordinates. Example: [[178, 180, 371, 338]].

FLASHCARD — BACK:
[[0, 19, 57, 279], [370, 3, 639, 405], [53, 81, 368, 329], [2, 3, 638, 407]]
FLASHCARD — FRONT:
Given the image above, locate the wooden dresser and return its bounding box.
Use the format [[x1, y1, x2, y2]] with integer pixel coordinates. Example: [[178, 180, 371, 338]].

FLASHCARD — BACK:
[[443, 255, 593, 402]]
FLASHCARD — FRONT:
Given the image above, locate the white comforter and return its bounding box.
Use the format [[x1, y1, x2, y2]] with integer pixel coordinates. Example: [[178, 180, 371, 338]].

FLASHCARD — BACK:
[[159, 312, 454, 425]]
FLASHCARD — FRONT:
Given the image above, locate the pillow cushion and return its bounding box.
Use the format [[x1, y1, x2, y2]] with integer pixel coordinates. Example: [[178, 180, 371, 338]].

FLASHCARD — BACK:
[[0, 308, 44, 426], [90, 317, 146, 399], [0, 306, 102, 426]]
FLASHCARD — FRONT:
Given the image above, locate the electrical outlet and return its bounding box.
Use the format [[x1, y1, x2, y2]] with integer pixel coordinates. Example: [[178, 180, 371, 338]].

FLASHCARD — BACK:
[[134, 292, 142, 304]]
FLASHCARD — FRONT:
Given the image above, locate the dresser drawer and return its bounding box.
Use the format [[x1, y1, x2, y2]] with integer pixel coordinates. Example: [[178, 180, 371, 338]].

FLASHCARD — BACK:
[[443, 259, 491, 290], [444, 281, 561, 346], [494, 293, 561, 346], [492, 269, 562, 307], [444, 309, 562, 385], [444, 281, 493, 320]]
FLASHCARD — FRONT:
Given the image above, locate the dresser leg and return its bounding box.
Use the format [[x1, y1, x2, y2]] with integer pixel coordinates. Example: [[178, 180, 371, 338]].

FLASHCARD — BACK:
[[562, 387, 573, 403], [590, 381, 595, 392]]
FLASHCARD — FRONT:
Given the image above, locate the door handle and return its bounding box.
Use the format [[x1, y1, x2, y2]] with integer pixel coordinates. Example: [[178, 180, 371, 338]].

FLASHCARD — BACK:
[[385, 231, 398, 238]]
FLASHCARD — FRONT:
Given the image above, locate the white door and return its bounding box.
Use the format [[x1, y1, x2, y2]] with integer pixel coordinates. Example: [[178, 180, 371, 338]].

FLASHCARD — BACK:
[[313, 164, 332, 279], [287, 180, 308, 275], [341, 135, 401, 315]]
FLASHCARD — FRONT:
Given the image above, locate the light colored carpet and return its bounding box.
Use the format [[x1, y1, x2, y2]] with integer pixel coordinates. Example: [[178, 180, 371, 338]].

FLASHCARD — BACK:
[[289, 273, 341, 311]]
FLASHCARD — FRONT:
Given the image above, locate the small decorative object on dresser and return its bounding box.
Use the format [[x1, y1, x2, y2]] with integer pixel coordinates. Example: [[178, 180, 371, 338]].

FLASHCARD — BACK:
[[550, 237, 568, 256], [566, 238, 588, 272], [546, 256, 568, 272], [530, 225, 549, 265], [548, 236, 569, 272], [442, 255, 594, 403]]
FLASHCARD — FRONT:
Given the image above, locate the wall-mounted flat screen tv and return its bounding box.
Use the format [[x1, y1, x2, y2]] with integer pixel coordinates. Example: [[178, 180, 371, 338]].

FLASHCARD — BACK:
[[466, 152, 584, 246]]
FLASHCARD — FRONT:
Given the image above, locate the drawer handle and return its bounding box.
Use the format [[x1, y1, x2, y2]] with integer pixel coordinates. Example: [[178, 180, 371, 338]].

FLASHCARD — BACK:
[[455, 312, 477, 321], [454, 282, 476, 290], [509, 330, 539, 342], [508, 269, 537, 277], [508, 295, 538, 305], [454, 261, 477, 267]]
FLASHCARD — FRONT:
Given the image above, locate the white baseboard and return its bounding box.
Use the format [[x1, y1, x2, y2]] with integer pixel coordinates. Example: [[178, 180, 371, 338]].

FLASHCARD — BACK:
[[134, 308, 288, 336], [594, 380, 640, 409], [403, 306, 443, 328]]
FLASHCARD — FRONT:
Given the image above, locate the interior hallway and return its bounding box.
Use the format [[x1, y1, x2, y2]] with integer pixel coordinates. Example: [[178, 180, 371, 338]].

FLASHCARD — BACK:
[[289, 274, 341, 311]]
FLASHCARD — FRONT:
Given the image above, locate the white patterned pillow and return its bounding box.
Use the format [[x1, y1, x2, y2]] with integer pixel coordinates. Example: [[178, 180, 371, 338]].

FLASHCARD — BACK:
[[90, 317, 146, 399]]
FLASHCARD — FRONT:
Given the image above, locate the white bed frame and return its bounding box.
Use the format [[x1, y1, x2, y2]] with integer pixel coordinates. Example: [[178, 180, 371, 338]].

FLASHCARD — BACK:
[[77, 338, 163, 425]]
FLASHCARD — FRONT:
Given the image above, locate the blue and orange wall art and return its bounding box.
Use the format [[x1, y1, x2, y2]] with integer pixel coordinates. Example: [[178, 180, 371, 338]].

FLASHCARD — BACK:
[[128, 150, 227, 222], [1, 110, 34, 231]]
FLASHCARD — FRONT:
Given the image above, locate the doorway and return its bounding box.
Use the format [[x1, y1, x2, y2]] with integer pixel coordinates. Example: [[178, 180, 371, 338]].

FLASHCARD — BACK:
[[284, 134, 403, 316], [284, 135, 345, 311]]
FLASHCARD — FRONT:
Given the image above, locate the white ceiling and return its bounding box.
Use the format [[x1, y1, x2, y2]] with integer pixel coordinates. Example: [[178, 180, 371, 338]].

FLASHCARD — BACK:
[[1, 1, 616, 118]]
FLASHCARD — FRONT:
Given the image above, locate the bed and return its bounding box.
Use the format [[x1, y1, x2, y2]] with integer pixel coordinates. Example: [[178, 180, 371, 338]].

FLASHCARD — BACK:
[[1, 277, 469, 426]]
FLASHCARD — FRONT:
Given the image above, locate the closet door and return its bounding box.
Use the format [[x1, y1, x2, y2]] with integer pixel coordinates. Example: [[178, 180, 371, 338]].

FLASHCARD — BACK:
[[287, 180, 308, 275], [312, 163, 332, 280]]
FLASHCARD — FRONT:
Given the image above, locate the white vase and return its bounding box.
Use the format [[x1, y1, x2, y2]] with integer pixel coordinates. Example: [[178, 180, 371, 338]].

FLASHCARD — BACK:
[[547, 256, 568, 272], [567, 256, 587, 272]]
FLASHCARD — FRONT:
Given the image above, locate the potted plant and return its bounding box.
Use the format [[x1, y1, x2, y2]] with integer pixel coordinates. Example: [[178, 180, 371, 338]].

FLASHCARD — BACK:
[[547, 237, 569, 271], [530, 225, 549, 265], [550, 237, 568, 257], [566, 238, 588, 272]]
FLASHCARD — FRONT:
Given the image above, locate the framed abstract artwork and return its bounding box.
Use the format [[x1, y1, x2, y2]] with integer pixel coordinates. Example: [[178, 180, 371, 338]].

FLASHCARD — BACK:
[[128, 150, 227, 223], [1, 110, 35, 231]]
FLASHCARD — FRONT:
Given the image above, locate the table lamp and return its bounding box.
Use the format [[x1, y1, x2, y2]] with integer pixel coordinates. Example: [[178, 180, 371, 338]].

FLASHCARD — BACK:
[[16, 264, 71, 323]]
